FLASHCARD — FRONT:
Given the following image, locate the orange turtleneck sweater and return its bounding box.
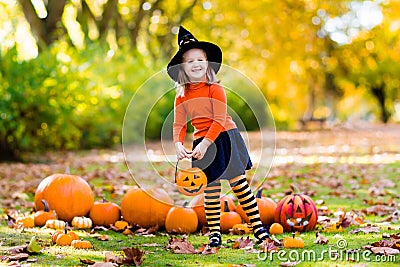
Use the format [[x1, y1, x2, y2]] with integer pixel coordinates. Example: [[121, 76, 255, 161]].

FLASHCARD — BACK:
[[173, 82, 237, 143]]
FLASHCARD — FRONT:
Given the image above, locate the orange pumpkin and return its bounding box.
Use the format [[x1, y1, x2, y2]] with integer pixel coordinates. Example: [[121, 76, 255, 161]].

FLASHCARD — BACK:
[[189, 194, 236, 228], [34, 199, 57, 227], [34, 173, 94, 222], [175, 166, 207, 196], [283, 233, 305, 248], [236, 189, 277, 226], [71, 240, 92, 249], [89, 199, 121, 226], [220, 200, 242, 233], [52, 224, 79, 246], [269, 223, 284, 235], [120, 187, 174, 228], [274, 185, 318, 232], [165, 202, 198, 234], [16, 217, 35, 228], [114, 220, 129, 230]]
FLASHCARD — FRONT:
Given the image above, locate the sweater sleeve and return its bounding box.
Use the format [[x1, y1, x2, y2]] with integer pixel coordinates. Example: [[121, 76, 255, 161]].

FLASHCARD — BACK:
[[204, 84, 227, 141], [173, 96, 187, 143]]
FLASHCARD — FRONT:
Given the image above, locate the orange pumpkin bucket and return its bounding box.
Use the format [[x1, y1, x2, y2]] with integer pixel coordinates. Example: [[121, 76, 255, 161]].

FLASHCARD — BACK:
[[174, 160, 207, 196]]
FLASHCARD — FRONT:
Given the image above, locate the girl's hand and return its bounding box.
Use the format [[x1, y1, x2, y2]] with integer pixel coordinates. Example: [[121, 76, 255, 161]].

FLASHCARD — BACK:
[[175, 142, 192, 160], [192, 139, 212, 160]]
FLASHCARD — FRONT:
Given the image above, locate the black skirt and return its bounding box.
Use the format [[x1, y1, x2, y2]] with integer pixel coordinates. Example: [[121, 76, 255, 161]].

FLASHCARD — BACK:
[[192, 128, 252, 184]]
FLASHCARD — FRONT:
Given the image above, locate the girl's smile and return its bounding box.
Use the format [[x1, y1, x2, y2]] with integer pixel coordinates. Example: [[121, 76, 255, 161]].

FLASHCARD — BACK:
[[182, 49, 208, 82]]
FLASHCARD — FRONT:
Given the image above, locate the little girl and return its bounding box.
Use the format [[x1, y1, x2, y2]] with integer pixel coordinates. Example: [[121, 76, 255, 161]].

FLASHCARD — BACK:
[[167, 26, 270, 247]]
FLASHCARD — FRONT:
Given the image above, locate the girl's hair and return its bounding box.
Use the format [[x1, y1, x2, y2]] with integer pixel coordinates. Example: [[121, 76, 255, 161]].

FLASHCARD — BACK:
[[175, 53, 219, 98]]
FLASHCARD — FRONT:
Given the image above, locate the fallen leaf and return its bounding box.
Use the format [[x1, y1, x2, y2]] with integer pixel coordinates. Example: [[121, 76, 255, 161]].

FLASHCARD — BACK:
[[95, 234, 109, 241], [314, 232, 329, 245], [165, 237, 196, 254], [5, 253, 30, 261], [105, 252, 122, 264], [8, 244, 28, 254], [27, 236, 42, 254], [349, 226, 380, 234], [135, 226, 158, 236], [196, 244, 218, 255], [80, 258, 96, 265], [91, 262, 118, 267], [122, 247, 145, 266], [280, 260, 301, 266], [370, 247, 399, 255], [232, 236, 254, 249], [259, 239, 279, 253]]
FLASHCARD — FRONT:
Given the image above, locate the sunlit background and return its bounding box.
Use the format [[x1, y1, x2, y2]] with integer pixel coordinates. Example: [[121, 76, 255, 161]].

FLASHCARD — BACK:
[[0, 0, 399, 160]]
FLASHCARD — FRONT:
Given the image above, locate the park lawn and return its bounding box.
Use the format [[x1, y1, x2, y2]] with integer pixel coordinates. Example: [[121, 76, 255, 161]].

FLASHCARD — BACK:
[[0, 160, 399, 266]]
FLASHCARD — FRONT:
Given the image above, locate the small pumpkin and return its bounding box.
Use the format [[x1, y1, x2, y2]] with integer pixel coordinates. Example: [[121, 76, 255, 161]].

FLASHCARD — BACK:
[[34, 172, 94, 222], [283, 233, 305, 249], [46, 219, 66, 229], [71, 216, 92, 229], [175, 166, 207, 196], [269, 223, 284, 235], [34, 199, 57, 227], [236, 189, 277, 226], [231, 223, 252, 234], [274, 185, 318, 232], [120, 187, 174, 228], [114, 220, 129, 230], [16, 216, 35, 228], [165, 202, 198, 234], [220, 200, 242, 233], [189, 194, 236, 228], [89, 198, 121, 226], [51, 224, 79, 243], [71, 239, 92, 249]]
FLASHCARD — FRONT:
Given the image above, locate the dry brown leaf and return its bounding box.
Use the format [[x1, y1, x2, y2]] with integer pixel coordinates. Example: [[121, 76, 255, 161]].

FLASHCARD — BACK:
[[349, 226, 380, 234], [280, 261, 301, 266], [122, 247, 145, 266], [8, 244, 28, 254], [370, 247, 400, 255], [105, 252, 122, 264], [259, 239, 280, 253], [3, 253, 30, 261], [231, 236, 254, 249], [165, 237, 196, 254], [196, 244, 219, 255], [314, 231, 329, 245], [80, 258, 96, 265], [135, 225, 158, 236], [91, 262, 118, 267]]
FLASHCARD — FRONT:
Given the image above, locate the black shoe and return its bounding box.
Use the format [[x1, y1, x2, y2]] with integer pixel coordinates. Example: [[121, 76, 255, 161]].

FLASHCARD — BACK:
[[208, 233, 222, 247], [254, 226, 270, 243]]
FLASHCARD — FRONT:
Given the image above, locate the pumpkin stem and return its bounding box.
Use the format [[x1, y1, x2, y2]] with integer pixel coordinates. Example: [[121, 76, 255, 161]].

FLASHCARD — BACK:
[[41, 199, 50, 212], [102, 198, 107, 203], [256, 189, 263, 199], [183, 201, 189, 208], [65, 166, 70, 174], [223, 200, 230, 212], [290, 184, 301, 194], [292, 232, 296, 239], [64, 222, 68, 234]]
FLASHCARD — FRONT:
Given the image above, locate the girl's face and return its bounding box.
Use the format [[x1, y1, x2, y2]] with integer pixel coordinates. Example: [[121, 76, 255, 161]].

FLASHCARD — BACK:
[[182, 49, 208, 82]]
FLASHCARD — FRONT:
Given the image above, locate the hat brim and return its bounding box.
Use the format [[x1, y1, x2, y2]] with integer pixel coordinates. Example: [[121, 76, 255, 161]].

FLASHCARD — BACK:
[[167, 41, 222, 82]]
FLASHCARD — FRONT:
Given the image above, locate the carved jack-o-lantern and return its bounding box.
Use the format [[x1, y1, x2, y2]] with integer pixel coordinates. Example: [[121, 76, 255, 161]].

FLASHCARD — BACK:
[[175, 167, 207, 196], [274, 185, 318, 232]]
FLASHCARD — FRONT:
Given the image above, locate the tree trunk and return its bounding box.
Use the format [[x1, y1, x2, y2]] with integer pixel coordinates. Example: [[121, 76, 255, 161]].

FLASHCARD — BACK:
[[371, 85, 390, 123], [18, 0, 67, 47]]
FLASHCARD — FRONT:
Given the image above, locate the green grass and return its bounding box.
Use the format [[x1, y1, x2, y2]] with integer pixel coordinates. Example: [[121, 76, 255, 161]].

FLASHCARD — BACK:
[[1, 161, 399, 266]]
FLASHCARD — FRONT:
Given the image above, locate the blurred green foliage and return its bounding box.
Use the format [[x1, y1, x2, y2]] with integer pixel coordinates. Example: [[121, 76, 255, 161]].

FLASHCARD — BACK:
[[0, 42, 152, 158]]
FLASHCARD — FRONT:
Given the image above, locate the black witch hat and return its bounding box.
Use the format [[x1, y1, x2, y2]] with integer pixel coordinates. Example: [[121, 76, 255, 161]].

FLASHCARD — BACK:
[[167, 26, 222, 82]]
